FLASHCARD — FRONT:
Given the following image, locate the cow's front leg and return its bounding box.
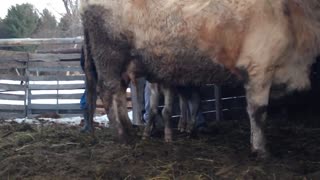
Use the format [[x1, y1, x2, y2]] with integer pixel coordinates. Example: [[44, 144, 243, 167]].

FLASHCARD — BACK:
[[100, 84, 132, 142], [245, 72, 272, 158]]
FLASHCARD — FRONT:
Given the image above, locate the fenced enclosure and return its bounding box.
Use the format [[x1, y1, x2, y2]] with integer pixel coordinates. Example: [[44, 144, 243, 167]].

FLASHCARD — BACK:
[[0, 38, 83, 118], [2, 38, 320, 126], [0, 38, 136, 119], [0, 37, 249, 122]]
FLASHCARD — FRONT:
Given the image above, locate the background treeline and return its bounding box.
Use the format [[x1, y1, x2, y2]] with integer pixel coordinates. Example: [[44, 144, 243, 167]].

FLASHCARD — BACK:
[[0, 0, 82, 52]]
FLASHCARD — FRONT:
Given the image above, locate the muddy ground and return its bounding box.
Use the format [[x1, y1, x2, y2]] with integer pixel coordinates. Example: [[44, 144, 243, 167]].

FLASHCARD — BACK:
[[0, 119, 319, 180]]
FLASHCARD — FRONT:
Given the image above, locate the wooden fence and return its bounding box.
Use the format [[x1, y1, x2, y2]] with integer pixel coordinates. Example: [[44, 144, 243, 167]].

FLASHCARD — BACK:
[[0, 38, 128, 119], [0, 37, 249, 122], [0, 38, 83, 118]]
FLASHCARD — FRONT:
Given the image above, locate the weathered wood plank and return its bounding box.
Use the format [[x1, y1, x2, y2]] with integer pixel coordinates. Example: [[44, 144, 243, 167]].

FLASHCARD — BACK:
[[0, 50, 28, 62], [0, 50, 80, 62], [31, 93, 83, 99], [0, 61, 26, 69], [28, 61, 80, 68], [28, 66, 82, 72], [29, 53, 80, 61], [0, 84, 26, 91], [0, 112, 25, 119], [0, 74, 27, 81], [29, 104, 81, 110], [29, 84, 85, 90], [0, 104, 25, 111], [0, 37, 83, 47], [0, 93, 25, 100], [36, 48, 81, 54], [29, 75, 85, 81]]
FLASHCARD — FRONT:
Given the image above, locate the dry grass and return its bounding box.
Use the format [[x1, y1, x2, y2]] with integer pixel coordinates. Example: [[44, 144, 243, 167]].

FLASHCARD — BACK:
[[0, 120, 319, 179]]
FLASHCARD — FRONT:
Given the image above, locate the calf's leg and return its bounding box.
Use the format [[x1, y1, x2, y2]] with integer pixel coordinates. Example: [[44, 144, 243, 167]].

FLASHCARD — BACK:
[[161, 86, 174, 142], [178, 93, 188, 132], [143, 83, 160, 139], [187, 91, 201, 134]]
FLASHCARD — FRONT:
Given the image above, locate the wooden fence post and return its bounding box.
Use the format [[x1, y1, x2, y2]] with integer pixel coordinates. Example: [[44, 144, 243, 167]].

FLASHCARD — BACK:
[[26, 53, 31, 117], [130, 78, 146, 125], [214, 85, 223, 121]]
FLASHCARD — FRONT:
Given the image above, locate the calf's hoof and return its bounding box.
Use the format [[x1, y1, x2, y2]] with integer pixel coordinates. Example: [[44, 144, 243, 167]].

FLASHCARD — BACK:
[[142, 132, 150, 140], [164, 136, 172, 143], [178, 127, 186, 133]]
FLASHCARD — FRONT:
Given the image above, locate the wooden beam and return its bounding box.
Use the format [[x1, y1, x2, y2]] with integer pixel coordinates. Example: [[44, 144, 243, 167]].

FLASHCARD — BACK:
[[0, 93, 25, 100], [29, 75, 85, 81], [29, 104, 81, 110], [36, 48, 81, 54], [130, 78, 145, 125], [31, 93, 83, 99], [0, 104, 25, 111], [0, 112, 25, 119], [28, 67, 82, 72], [0, 37, 83, 47], [28, 83, 85, 90], [0, 74, 27, 81], [28, 61, 80, 68], [29, 53, 80, 61], [0, 84, 26, 91], [0, 50, 80, 62], [0, 50, 28, 62], [0, 62, 26, 69]]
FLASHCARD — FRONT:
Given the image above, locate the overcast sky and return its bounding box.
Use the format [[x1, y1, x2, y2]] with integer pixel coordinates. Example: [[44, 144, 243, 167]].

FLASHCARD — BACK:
[[0, 0, 66, 20]]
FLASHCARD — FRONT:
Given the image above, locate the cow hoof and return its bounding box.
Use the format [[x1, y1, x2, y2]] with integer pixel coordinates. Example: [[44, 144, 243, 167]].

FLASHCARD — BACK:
[[250, 149, 270, 160]]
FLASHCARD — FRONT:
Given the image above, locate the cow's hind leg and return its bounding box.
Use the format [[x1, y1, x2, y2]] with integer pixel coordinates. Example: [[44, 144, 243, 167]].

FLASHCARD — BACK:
[[81, 44, 97, 134]]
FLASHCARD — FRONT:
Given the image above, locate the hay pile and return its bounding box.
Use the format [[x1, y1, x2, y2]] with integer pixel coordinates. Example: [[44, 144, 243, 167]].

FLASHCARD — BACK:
[[0, 120, 319, 179]]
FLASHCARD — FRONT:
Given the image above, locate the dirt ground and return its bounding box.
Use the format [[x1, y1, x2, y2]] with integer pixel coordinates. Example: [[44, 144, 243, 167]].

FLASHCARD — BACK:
[[0, 119, 319, 180]]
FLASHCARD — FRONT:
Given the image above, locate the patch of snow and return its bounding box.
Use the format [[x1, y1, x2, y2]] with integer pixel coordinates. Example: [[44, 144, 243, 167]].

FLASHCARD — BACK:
[[4, 111, 133, 128]]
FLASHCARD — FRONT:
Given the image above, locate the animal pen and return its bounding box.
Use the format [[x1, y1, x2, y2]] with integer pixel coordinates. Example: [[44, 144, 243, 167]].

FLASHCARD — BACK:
[[0, 37, 249, 122], [1, 39, 320, 180]]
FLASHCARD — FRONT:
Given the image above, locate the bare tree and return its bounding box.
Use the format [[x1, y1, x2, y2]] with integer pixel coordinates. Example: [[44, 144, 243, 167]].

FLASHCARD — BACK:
[[62, 0, 80, 17], [60, 0, 82, 37]]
